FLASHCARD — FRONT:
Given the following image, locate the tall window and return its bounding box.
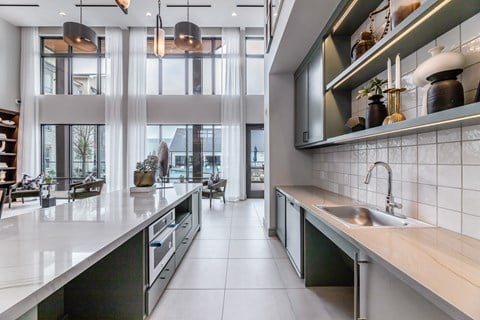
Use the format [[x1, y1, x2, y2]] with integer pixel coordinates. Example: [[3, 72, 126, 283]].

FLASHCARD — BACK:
[[41, 37, 106, 95], [246, 37, 265, 95], [146, 38, 223, 95], [146, 125, 222, 181], [41, 125, 105, 190]]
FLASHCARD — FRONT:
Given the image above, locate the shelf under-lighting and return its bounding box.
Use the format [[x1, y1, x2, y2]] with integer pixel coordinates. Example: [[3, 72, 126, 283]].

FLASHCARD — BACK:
[[301, 102, 480, 149]]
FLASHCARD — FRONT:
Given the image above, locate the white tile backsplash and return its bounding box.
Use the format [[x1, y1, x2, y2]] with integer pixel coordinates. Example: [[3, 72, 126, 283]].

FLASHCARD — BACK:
[[437, 187, 461, 211], [437, 128, 461, 143], [463, 140, 480, 165], [313, 12, 480, 240], [463, 166, 480, 191], [437, 142, 461, 165], [437, 165, 462, 188], [461, 12, 480, 44], [438, 208, 462, 233], [313, 129, 480, 240]]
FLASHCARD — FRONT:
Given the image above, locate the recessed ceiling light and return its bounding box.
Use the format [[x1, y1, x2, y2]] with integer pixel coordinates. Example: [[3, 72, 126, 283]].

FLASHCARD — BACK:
[[146, 12, 152, 16], [59, 11, 66, 16], [232, 11, 237, 16]]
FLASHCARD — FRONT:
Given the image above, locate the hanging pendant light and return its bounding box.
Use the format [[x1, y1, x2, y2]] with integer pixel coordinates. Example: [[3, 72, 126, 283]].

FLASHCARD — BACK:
[[174, 0, 202, 51], [154, 0, 165, 57], [115, 0, 130, 14], [63, 0, 98, 52]]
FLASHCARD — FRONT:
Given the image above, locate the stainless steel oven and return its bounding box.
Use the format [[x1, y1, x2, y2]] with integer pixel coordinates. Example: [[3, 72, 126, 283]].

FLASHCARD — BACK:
[[148, 209, 175, 287]]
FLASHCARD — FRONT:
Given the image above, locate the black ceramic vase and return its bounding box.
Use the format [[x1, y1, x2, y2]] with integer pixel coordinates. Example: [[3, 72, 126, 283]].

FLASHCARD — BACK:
[[366, 95, 388, 129], [427, 69, 464, 114]]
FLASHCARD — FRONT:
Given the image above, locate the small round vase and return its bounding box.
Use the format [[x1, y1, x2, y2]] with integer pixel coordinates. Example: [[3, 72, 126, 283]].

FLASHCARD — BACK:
[[427, 69, 464, 114], [366, 95, 388, 129], [134, 171, 155, 187]]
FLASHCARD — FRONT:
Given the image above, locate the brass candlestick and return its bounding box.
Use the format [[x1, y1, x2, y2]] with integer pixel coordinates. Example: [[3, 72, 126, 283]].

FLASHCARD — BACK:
[[383, 88, 406, 125], [383, 88, 395, 125]]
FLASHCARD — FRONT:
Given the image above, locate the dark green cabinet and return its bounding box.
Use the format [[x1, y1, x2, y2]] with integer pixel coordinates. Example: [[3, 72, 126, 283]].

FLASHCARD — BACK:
[[295, 66, 309, 146], [307, 46, 324, 143], [294, 44, 324, 147]]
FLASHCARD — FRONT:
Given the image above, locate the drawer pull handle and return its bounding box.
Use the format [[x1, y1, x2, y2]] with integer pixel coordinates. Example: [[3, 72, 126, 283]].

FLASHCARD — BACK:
[[160, 277, 166, 280]]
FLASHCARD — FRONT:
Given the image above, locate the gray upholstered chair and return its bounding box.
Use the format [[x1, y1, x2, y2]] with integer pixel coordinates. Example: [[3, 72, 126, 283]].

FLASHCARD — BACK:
[[202, 179, 227, 208]]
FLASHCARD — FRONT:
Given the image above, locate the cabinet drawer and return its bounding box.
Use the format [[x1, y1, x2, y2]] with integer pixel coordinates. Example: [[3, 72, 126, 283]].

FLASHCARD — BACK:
[[175, 214, 192, 248], [146, 256, 175, 315], [175, 229, 194, 268]]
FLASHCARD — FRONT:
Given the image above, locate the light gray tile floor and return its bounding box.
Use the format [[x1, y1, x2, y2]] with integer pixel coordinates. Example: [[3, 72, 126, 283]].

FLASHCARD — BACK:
[[149, 199, 353, 320]]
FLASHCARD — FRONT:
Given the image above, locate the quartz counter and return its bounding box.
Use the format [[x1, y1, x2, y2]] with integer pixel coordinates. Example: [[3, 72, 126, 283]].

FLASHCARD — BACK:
[[277, 185, 480, 320], [0, 184, 202, 319]]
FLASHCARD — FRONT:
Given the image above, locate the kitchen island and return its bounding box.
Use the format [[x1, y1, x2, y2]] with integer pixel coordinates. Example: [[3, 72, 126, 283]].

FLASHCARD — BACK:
[[0, 183, 202, 320]]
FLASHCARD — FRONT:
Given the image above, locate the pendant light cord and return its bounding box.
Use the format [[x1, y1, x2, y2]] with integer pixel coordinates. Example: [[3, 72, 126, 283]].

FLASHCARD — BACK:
[[187, 0, 190, 22], [80, 0, 83, 24], [157, 0, 162, 28]]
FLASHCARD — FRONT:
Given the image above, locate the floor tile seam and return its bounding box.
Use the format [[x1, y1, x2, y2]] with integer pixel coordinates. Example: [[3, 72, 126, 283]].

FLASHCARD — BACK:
[[272, 251, 301, 320], [227, 257, 275, 259], [223, 288, 292, 292], [221, 206, 234, 320]]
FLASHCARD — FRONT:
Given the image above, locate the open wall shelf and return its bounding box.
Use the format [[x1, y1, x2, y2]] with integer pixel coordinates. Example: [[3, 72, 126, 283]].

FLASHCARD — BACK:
[[294, 0, 480, 149], [303, 101, 480, 148], [325, 0, 480, 91]]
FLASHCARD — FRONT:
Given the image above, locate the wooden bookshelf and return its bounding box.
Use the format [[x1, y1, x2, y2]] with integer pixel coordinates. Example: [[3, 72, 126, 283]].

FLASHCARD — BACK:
[[0, 108, 19, 187]]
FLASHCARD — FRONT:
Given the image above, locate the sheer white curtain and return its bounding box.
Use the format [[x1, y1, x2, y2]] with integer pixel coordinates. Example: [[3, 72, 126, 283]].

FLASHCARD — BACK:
[[18, 27, 41, 179], [126, 27, 147, 187], [221, 28, 246, 201], [105, 27, 124, 192]]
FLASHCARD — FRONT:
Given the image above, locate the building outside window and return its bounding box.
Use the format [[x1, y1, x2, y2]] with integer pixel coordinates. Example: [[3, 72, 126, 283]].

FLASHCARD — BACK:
[[146, 125, 222, 181], [41, 37, 106, 95], [146, 38, 223, 95], [41, 125, 105, 190]]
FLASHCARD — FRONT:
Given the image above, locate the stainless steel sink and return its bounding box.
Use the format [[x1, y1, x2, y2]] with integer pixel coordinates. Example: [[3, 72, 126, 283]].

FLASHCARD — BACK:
[[313, 205, 432, 228]]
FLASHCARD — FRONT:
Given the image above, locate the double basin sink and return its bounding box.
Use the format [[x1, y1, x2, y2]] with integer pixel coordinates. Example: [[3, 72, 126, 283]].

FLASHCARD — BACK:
[[313, 205, 432, 228]]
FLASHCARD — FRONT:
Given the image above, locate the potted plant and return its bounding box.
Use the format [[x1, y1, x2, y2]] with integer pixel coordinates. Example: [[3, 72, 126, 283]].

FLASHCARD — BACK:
[[134, 155, 159, 187], [356, 77, 388, 128], [179, 175, 185, 183]]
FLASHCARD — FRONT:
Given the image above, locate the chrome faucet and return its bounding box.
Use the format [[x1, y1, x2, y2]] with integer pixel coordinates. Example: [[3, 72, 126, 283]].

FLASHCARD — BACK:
[[364, 161, 404, 217]]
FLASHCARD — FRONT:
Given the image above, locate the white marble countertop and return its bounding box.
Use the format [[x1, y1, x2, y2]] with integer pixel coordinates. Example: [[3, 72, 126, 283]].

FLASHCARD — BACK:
[[277, 186, 480, 320], [0, 183, 201, 320]]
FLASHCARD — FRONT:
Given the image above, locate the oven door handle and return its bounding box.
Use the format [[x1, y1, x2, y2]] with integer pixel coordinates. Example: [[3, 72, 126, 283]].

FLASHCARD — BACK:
[[150, 228, 175, 248], [150, 240, 163, 248]]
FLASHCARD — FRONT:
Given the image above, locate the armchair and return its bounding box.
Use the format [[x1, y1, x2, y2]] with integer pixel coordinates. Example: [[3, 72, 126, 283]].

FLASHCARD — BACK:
[[68, 179, 105, 201], [202, 179, 227, 208], [8, 181, 41, 208]]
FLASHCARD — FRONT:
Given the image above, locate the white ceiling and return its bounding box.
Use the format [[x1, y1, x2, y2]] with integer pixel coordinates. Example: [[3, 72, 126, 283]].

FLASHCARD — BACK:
[[0, 0, 264, 28]]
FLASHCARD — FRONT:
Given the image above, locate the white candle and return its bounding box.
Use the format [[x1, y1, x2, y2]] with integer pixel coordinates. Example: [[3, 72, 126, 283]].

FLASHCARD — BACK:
[[395, 54, 401, 89], [387, 58, 392, 89]]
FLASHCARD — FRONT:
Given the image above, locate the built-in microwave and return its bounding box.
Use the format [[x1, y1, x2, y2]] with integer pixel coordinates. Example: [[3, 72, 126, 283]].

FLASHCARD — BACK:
[[148, 209, 175, 287]]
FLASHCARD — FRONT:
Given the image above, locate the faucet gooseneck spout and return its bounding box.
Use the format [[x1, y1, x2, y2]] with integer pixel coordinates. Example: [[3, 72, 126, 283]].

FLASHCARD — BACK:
[[364, 161, 404, 217]]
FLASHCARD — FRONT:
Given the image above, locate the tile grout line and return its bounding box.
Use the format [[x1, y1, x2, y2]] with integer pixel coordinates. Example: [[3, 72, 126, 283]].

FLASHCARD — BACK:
[[220, 202, 234, 320]]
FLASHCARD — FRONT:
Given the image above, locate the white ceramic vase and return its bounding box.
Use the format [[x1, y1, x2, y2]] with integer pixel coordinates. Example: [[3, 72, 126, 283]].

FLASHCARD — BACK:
[[414, 46, 466, 86], [413, 46, 466, 116]]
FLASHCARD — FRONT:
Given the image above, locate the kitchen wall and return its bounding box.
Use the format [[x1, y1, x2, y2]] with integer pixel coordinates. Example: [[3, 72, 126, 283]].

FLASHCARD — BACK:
[[0, 18, 20, 112], [313, 12, 480, 240]]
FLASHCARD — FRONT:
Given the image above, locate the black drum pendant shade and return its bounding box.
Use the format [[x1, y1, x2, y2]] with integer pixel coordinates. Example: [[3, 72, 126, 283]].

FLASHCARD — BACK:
[[174, 21, 202, 51], [63, 22, 98, 52], [63, 0, 97, 52], [115, 0, 130, 14]]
